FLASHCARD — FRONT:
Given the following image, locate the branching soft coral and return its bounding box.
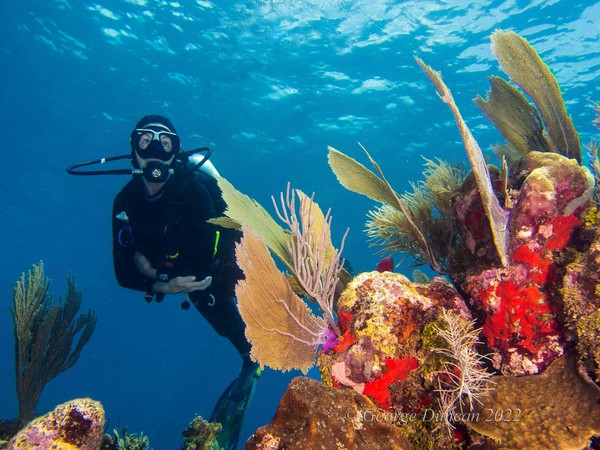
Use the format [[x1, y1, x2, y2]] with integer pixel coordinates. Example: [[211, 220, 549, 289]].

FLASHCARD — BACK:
[[432, 309, 493, 433], [11, 262, 97, 425], [366, 158, 465, 272], [272, 183, 348, 335]]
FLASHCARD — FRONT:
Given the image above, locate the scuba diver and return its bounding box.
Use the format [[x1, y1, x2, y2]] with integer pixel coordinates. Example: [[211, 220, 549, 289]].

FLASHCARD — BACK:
[[68, 114, 259, 450]]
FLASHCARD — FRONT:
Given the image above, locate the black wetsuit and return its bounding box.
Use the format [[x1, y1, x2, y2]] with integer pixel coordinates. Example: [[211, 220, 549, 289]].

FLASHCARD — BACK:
[[112, 165, 250, 358]]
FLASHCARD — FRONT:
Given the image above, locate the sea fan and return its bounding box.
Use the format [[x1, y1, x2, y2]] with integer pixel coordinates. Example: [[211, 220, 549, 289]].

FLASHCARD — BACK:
[[234, 184, 348, 373], [235, 225, 328, 373]]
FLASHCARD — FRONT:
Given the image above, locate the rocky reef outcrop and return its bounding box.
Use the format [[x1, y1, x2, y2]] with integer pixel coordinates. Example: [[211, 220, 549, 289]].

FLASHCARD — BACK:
[[454, 151, 594, 376], [236, 29, 600, 450], [245, 377, 410, 449], [7, 398, 104, 450]]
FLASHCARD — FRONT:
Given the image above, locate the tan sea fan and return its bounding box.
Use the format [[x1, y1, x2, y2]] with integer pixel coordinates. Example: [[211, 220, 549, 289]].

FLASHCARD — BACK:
[[416, 56, 510, 267], [474, 76, 551, 161], [491, 29, 581, 163], [235, 225, 328, 373]]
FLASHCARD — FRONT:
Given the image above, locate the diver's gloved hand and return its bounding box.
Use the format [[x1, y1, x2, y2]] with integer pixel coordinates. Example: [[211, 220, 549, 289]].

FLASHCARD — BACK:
[[153, 275, 212, 294]]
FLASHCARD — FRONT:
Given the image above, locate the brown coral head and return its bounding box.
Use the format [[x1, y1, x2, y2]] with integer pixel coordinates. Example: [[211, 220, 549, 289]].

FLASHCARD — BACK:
[[468, 354, 600, 449], [245, 377, 411, 450]]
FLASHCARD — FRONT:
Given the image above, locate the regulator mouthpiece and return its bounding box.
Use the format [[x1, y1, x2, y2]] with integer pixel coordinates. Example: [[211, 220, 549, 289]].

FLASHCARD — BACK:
[[138, 161, 174, 183]]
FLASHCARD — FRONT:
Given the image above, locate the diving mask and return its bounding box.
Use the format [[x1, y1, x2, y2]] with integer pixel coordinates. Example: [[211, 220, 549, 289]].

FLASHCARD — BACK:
[[131, 126, 181, 162]]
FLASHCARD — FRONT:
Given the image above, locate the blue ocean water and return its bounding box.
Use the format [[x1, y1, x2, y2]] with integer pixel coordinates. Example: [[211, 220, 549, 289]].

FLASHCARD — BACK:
[[0, 0, 598, 448]]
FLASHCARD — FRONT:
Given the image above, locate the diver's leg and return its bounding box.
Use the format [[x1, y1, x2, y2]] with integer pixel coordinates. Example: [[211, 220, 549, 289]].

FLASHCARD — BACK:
[[189, 292, 260, 450], [189, 291, 251, 358], [208, 361, 261, 450]]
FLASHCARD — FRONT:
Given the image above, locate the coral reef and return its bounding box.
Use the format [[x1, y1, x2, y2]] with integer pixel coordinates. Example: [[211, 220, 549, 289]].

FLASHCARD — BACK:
[[457, 151, 593, 375], [7, 398, 104, 450], [442, 33, 595, 378], [237, 28, 600, 450], [244, 377, 410, 449], [317, 271, 477, 448], [11, 262, 97, 425], [328, 29, 596, 378], [180, 416, 221, 450]]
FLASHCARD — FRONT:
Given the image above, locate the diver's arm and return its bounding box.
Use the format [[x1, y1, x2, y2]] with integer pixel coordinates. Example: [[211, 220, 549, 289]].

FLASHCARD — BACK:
[[134, 252, 158, 278]]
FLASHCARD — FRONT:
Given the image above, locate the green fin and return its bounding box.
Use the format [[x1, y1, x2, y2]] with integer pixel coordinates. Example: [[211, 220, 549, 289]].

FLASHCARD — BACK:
[[210, 363, 261, 450]]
